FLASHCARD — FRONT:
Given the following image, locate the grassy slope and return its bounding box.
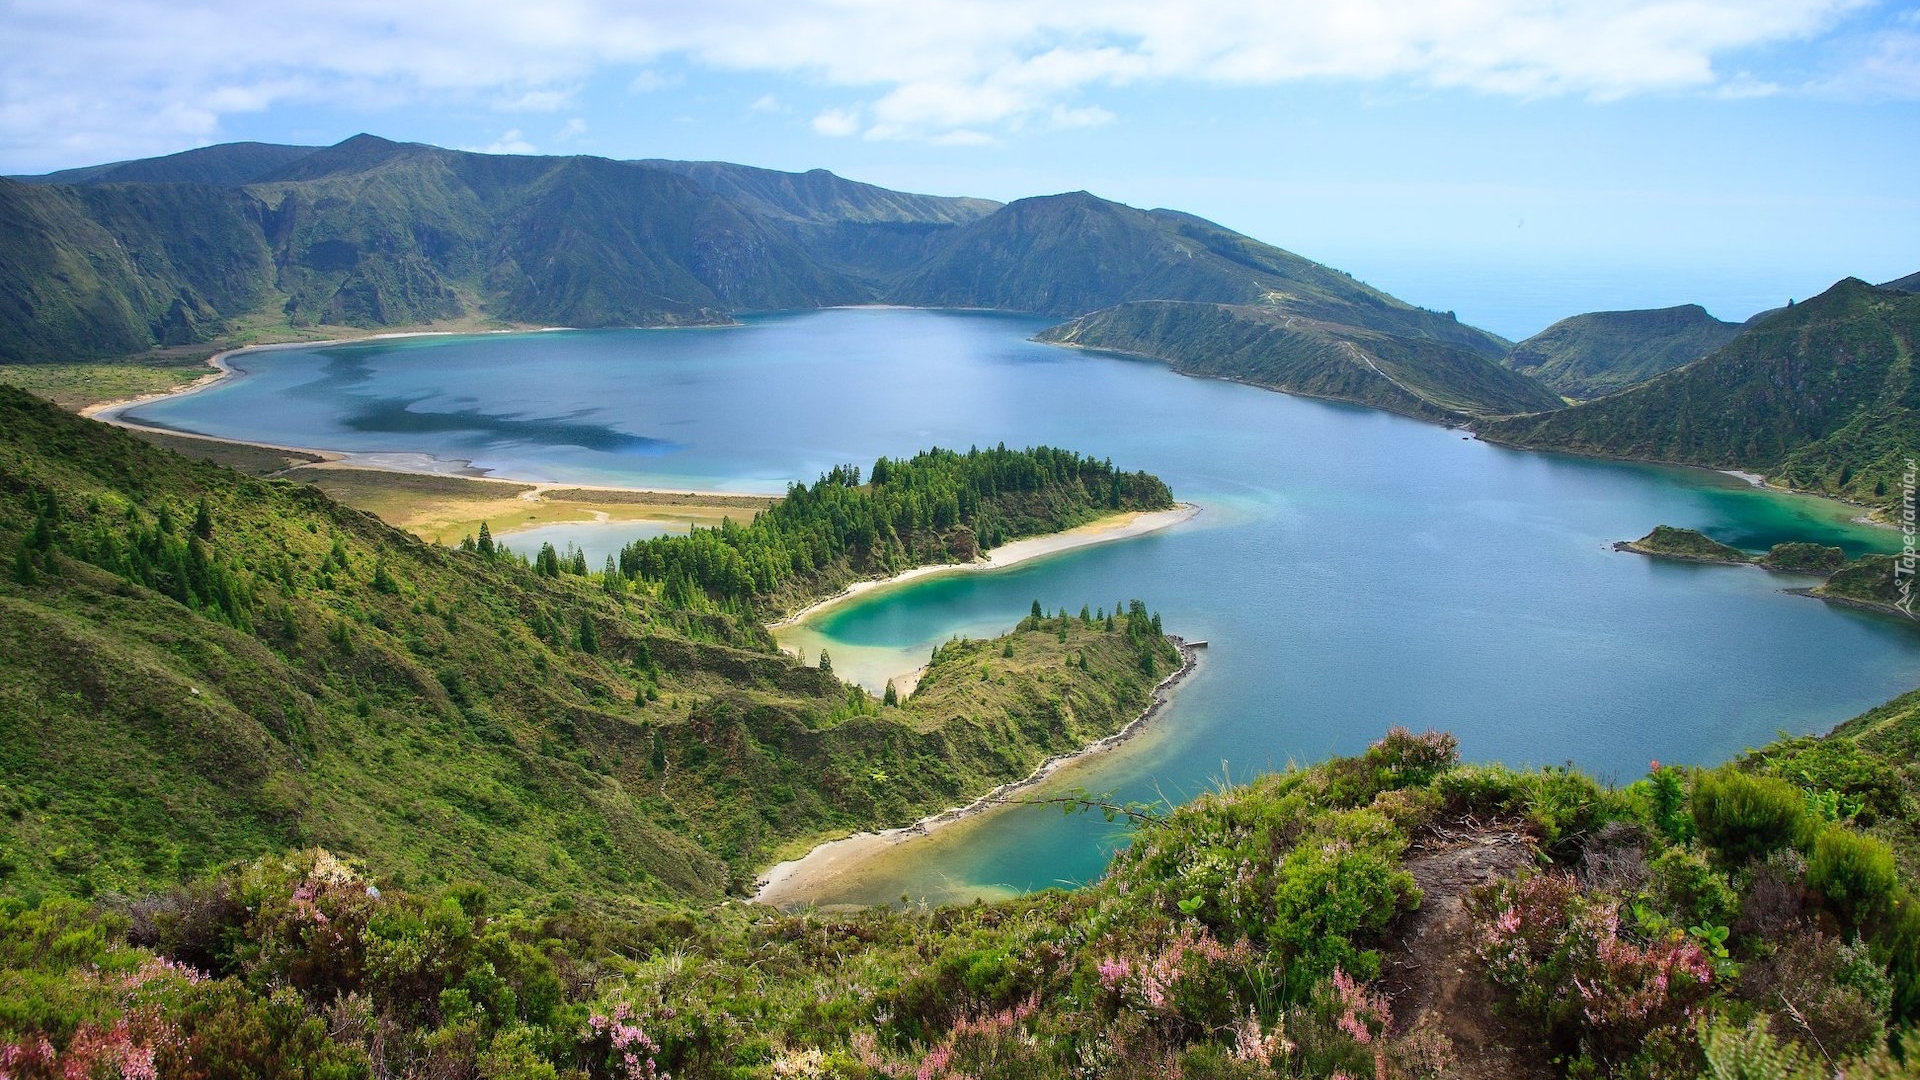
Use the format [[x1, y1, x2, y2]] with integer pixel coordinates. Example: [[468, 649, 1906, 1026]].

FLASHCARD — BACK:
[[1504, 304, 1742, 400], [8, 695, 1920, 1078], [1483, 278, 1920, 512], [1039, 300, 1563, 420], [0, 386, 1178, 905]]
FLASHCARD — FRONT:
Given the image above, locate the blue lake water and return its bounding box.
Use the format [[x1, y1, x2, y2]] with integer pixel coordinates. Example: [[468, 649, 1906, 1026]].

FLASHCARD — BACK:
[[127, 309, 1920, 903]]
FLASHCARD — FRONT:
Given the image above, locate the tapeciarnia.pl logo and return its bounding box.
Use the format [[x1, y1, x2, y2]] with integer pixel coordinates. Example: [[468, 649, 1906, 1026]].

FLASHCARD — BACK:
[[1898, 458, 1916, 618]]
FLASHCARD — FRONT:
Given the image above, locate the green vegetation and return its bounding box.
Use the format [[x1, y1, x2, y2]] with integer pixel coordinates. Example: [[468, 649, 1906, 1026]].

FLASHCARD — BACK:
[[8, 706, 1920, 1078], [1815, 554, 1915, 618], [0, 384, 1179, 905], [618, 447, 1172, 617], [1615, 524, 1754, 564], [1484, 278, 1920, 514], [1039, 299, 1561, 421], [1759, 540, 1849, 573], [1614, 523, 1915, 622], [1502, 304, 1742, 400], [0, 354, 215, 410]]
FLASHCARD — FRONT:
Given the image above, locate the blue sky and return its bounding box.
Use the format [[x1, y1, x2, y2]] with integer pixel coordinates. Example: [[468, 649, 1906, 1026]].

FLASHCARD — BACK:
[[4, 0, 1916, 337]]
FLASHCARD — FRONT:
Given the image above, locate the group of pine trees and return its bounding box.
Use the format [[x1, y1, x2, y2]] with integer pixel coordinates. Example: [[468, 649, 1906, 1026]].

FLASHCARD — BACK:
[[611, 445, 1172, 615]]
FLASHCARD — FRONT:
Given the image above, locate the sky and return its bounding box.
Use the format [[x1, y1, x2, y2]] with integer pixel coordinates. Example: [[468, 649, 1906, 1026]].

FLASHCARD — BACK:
[[4, 0, 1917, 338]]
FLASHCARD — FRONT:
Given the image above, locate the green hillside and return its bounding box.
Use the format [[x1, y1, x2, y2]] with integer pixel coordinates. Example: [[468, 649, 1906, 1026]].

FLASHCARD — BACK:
[[642, 158, 1002, 283], [251, 136, 860, 329], [1482, 278, 1920, 511], [0, 385, 1179, 904], [0, 181, 274, 362], [1504, 303, 1742, 400], [1038, 300, 1563, 420], [893, 193, 1512, 355], [6, 702, 1920, 1078]]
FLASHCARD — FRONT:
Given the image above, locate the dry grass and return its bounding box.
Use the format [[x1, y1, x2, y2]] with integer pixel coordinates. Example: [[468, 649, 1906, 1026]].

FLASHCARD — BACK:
[[285, 465, 774, 546]]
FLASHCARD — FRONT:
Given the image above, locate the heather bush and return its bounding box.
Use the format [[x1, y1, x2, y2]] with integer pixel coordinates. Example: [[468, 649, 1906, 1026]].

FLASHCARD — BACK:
[[1735, 932, 1892, 1058], [1472, 871, 1716, 1071]]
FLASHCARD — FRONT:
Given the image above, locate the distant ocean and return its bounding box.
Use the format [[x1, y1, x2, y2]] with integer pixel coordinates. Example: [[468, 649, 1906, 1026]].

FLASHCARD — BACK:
[[1333, 255, 1882, 342]]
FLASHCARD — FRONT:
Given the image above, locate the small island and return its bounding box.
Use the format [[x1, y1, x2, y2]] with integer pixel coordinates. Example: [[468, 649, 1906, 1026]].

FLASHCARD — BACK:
[[1618, 524, 1908, 622], [1612, 524, 1753, 564]]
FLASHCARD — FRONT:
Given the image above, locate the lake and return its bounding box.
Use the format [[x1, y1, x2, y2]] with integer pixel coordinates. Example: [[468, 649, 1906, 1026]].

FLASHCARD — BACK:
[[126, 308, 1920, 903]]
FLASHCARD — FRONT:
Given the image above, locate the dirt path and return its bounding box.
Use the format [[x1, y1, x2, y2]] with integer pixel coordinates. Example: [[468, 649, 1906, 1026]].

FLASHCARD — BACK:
[[1382, 816, 1555, 1080]]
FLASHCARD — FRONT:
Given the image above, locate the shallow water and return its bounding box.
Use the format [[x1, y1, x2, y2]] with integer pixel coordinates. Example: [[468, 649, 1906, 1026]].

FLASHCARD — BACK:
[[127, 309, 1920, 903]]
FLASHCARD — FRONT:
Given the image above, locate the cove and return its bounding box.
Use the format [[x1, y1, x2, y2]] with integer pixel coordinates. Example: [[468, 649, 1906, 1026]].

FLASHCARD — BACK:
[[123, 308, 1920, 903]]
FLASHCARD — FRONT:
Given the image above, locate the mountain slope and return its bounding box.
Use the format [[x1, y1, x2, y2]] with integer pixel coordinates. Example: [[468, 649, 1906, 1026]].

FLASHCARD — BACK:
[[643, 158, 1003, 284], [1504, 303, 1742, 400], [1482, 278, 1920, 509], [0, 179, 274, 362], [1040, 300, 1563, 420], [636, 159, 998, 227], [891, 193, 1507, 355], [0, 384, 1179, 901]]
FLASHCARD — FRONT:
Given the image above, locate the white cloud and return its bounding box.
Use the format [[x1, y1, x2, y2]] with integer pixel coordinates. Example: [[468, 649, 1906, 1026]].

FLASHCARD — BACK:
[[811, 107, 862, 137], [497, 88, 574, 112], [0, 0, 1891, 167], [627, 70, 682, 93], [472, 128, 537, 154], [555, 116, 588, 140], [748, 93, 784, 113]]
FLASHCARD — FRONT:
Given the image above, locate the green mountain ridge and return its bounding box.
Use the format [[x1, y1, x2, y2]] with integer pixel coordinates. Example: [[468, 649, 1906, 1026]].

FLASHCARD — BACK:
[[1481, 277, 1920, 511], [1037, 299, 1562, 420], [2, 136, 1555, 432], [13, 141, 321, 188], [1504, 303, 1743, 400]]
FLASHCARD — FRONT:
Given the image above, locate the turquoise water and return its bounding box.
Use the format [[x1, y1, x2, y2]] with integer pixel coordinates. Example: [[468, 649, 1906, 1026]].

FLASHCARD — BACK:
[[128, 309, 1920, 902], [492, 519, 685, 568]]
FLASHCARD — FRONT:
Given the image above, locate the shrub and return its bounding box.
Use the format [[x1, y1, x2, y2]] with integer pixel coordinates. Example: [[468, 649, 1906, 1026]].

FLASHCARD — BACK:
[[1806, 826, 1899, 926], [1471, 872, 1716, 1069], [1366, 727, 1458, 780], [1692, 769, 1810, 864], [1735, 932, 1892, 1058], [1645, 846, 1739, 931]]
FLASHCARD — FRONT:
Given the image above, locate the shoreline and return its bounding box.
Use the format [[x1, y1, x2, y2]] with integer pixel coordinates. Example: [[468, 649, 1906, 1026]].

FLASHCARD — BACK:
[[1469, 430, 1897, 530], [78, 334, 782, 502], [753, 635, 1203, 908], [770, 503, 1201, 631]]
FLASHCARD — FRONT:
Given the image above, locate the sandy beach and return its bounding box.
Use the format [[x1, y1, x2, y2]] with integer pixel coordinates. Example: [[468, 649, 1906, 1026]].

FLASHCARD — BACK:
[[754, 634, 1202, 908], [771, 503, 1201, 631], [752, 630, 1190, 907]]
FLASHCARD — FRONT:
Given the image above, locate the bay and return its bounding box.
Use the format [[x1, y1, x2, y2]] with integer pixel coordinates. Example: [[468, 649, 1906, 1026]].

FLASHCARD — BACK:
[[126, 308, 1920, 903]]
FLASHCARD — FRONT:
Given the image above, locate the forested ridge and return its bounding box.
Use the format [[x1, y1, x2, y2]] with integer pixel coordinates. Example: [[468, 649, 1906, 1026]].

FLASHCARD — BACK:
[[612, 445, 1173, 617]]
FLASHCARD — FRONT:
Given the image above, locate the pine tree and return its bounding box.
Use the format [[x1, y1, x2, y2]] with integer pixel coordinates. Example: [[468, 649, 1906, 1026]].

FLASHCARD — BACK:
[[818, 649, 833, 674], [883, 680, 899, 706], [192, 496, 214, 540], [476, 521, 495, 557], [10, 546, 36, 586]]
